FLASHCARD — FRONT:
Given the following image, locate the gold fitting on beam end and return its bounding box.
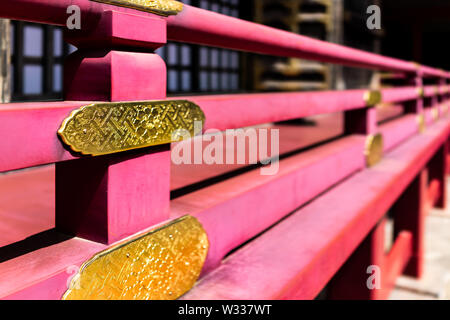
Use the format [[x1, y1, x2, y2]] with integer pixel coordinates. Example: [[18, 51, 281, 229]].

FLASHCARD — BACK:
[[364, 90, 382, 107], [62, 215, 209, 300], [417, 114, 426, 133], [58, 100, 205, 156], [365, 133, 383, 167], [417, 87, 425, 98], [92, 0, 184, 16]]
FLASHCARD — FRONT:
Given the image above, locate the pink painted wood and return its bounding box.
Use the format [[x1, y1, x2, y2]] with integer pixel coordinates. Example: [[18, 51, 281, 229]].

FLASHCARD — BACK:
[[0, 1, 447, 78], [56, 146, 171, 244], [172, 136, 367, 272], [0, 87, 425, 173], [65, 50, 167, 101], [168, 5, 444, 77], [64, 10, 166, 50], [55, 11, 171, 244], [0, 107, 448, 299], [379, 114, 419, 152], [0, 0, 449, 301], [182, 118, 450, 300], [328, 219, 413, 300]]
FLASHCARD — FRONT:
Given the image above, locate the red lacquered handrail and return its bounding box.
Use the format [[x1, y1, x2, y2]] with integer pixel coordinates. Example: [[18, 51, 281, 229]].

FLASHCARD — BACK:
[[0, 0, 448, 78], [167, 5, 447, 78]]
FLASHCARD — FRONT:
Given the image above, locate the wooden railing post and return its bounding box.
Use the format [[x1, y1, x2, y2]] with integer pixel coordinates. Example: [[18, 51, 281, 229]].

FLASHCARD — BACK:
[[328, 219, 386, 300], [428, 144, 448, 209], [392, 170, 427, 278], [403, 74, 423, 115], [55, 11, 171, 244]]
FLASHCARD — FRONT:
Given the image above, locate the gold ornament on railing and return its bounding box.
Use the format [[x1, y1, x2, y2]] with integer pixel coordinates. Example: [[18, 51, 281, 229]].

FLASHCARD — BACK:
[[364, 90, 382, 107], [58, 100, 205, 156], [63, 215, 209, 300], [92, 0, 183, 16], [365, 133, 384, 167]]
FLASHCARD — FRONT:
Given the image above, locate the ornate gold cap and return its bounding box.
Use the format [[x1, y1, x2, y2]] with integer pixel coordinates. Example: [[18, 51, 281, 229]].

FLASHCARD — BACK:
[[92, 0, 183, 16], [58, 100, 205, 156], [364, 90, 382, 106], [365, 133, 383, 167], [63, 215, 209, 300], [417, 87, 424, 98]]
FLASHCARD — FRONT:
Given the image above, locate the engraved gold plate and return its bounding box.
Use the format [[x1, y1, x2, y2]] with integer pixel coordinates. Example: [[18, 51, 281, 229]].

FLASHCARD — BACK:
[[365, 133, 383, 167], [92, 0, 183, 16], [364, 90, 382, 106], [417, 114, 426, 133], [58, 100, 205, 156], [63, 215, 209, 300]]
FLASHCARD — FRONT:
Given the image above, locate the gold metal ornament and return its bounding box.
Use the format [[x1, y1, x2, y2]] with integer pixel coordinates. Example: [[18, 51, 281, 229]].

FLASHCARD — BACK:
[[91, 0, 183, 16], [62, 215, 209, 300], [364, 90, 382, 106], [417, 87, 424, 98], [365, 133, 383, 167], [417, 114, 426, 133], [58, 100, 205, 156]]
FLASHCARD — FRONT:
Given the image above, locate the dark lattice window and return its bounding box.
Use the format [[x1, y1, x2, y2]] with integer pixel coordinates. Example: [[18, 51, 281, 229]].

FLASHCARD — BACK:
[[157, 0, 243, 94], [10, 21, 74, 102], [10, 0, 246, 100]]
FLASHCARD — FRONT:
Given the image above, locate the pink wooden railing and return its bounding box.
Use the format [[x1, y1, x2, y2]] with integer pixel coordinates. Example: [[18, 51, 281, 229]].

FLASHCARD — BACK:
[[0, 0, 449, 300]]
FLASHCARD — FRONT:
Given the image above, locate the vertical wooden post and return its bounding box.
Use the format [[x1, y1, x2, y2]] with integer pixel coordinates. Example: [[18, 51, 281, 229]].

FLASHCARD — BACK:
[[428, 144, 448, 209], [404, 75, 423, 115], [0, 19, 10, 103], [328, 219, 386, 300], [56, 12, 171, 244], [392, 170, 427, 278]]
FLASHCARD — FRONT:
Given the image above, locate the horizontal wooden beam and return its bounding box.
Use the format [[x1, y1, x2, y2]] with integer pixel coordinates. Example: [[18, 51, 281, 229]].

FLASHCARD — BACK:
[[168, 5, 447, 78], [181, 118, 450, 300], [0, 88, 440, 173]]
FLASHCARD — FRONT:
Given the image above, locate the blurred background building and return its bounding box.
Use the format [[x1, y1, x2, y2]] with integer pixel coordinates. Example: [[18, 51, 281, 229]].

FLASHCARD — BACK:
[[0, 0, 450, 101]]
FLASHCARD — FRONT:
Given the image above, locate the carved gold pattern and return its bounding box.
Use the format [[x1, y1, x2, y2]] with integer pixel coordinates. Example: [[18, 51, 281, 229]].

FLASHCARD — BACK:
[[417, 114, 426, 133], [62, 215, 209, 300], [58, 100, 205, 156], [92, 0, 183, 16], [364, 90, 382, 106], [365, 133, 383, 167]]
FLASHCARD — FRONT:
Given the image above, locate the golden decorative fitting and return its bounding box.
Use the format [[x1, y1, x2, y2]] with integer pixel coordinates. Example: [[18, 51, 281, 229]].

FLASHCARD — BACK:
[[417, 114, 426, 133], [365, 133, 383, 167], [63, 215, 209, 300], [364, 90, 382, 106], [417, 87, 424, 98], [92, 0, 183, 16], [58, 100, 205, 156]]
